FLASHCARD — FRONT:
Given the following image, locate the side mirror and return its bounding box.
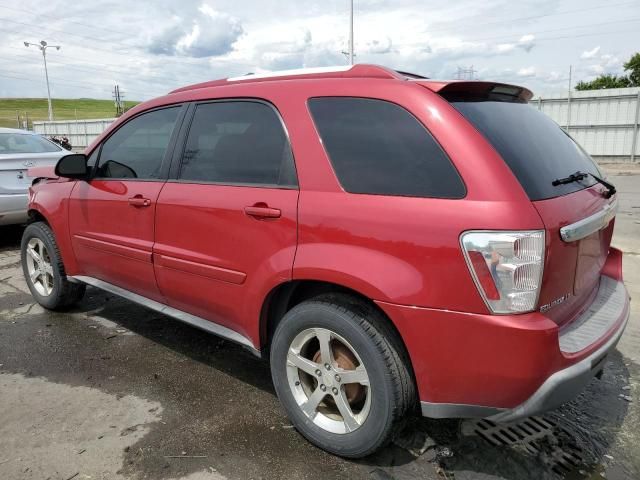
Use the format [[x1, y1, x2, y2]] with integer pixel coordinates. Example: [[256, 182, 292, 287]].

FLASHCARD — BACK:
[[54, 153, 88, 179]]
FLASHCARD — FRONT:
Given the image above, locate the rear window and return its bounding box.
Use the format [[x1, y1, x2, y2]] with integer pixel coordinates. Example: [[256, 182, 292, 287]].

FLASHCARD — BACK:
[[0, 133, 61, 154], [450, 100, 600, 201], [308, 97, 465, 198]]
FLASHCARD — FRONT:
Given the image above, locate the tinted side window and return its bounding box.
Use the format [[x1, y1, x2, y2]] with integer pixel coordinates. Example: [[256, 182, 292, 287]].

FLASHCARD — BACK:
[[179, 101, 297, 187], [308, 97, 465, 198], [96, 107, 179, 180]]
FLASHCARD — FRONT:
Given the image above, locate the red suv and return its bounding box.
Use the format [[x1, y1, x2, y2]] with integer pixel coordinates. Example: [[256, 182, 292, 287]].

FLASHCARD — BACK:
[[21, 64, 629, 458]]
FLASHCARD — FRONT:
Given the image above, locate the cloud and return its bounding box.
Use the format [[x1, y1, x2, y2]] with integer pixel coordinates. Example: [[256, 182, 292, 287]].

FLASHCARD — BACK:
[[364, 37, 394, 54], [231, 24, 344, 71], [588, 64, 605, 75], [580, 46, 600, 59], [587, 52, 623, 76], [148, 4, 243, 57], [544, 71, 564, 83], [2, 0, 638, 100], [517, 34, 535, 53], [147, 23, 184, 55], [517, 66, 536, 77], [495, 35, 535, 54]]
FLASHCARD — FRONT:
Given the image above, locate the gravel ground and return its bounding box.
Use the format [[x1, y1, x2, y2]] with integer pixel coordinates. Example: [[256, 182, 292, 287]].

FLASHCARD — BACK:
[[0, 172, 638, 480]]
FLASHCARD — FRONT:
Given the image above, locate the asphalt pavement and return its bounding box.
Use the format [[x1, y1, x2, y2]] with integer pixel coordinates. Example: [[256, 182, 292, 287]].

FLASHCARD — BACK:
[[0, 169, 638, 480]]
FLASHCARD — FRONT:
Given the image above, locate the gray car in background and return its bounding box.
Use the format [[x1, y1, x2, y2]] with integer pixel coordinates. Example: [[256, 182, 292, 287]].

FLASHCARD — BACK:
[[0, 128, 68, 226]]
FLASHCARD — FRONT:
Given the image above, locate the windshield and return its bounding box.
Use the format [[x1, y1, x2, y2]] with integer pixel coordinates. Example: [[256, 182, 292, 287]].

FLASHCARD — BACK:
[[450, 100, 600, 201], [0, 133, 61, 155]]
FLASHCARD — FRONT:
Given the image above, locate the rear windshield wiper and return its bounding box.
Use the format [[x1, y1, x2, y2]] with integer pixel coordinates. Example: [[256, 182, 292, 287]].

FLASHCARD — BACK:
[[552, 171, 616, 198]]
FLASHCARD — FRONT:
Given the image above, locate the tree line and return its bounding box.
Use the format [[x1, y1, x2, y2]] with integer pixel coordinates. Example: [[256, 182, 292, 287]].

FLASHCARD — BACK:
[[576, 52, 640, 90]]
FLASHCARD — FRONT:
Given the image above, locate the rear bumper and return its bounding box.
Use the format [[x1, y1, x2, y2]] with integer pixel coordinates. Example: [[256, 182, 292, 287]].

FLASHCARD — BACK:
[[378, 271, 629, 421], [0, 193, 28, 225], [488, 302, 628, 422]]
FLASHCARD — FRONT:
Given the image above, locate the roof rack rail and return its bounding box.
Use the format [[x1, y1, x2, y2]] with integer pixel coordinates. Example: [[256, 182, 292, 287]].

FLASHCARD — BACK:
[[170, 64, 405, 94]]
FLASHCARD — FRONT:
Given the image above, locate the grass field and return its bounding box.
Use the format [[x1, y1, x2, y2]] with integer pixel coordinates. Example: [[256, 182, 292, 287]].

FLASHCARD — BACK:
[[0, 98, 140, 129]]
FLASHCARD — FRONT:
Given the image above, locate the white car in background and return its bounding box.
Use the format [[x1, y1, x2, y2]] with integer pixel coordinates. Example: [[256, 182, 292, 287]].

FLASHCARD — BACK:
[[0, 128, 69, 226]]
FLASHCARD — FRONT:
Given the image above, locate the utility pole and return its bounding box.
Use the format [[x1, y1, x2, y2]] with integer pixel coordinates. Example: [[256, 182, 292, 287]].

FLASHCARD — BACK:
[[112, 84, 125, 116], [349, 0, 354, 65], [566, 65, 572, 131], [24, 40, 60, 122], [455, 65, 477, 80]]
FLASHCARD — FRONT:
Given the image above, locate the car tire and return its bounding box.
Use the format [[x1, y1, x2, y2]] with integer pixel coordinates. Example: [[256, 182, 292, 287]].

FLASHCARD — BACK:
[[270, 294, 415, 458], [21, 221, 86, 310]]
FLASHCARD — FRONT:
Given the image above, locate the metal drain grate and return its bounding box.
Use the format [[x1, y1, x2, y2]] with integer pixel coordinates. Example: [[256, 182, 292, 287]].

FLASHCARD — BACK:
[[462, 416, 586, 476]]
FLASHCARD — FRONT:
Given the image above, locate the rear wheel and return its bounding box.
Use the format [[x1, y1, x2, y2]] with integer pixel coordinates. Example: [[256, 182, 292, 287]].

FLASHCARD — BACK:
[[21, 222, 85, 310], [270, 295, 415, 457]]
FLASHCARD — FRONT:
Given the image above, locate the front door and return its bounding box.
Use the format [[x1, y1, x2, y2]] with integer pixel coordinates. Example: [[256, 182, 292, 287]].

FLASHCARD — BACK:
[[68, 106, 183, 302], [153, 100, 299, 340]]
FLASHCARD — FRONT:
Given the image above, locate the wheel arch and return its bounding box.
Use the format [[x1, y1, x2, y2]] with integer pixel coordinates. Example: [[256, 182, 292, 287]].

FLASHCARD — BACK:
[[25, 197, 80, 275], [260, 280, 416, 376], [27, 208, 50, 226]]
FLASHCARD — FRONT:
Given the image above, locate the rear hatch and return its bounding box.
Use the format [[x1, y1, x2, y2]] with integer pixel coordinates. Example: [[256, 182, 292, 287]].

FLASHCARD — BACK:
[[432, 82, 615, 327], [0, 133, 65, 195]]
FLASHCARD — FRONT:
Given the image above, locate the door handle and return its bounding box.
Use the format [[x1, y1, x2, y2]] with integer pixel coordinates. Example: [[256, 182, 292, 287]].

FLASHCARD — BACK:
[[128, 196, 151, 207], [244, 204, 281, 219]]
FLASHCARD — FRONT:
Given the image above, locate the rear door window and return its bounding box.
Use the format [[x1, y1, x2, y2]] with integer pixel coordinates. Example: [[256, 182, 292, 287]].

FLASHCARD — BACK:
[[450, 100, 600, 200], [178, 101, 297, 187], [308, 97, 465, 198]]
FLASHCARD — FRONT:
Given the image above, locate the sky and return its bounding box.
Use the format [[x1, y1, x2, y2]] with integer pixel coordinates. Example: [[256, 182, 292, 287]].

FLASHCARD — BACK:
[[0, 0, 639, 101]]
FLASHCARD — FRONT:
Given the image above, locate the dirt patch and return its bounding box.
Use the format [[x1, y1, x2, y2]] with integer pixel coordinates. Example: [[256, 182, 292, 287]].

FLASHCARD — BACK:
[[0, 373, 162, 480]]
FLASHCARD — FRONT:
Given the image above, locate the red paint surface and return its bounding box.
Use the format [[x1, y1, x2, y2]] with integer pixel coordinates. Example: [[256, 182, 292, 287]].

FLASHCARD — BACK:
[[153, 183, 298, 342], [68, 180, 166, 302], [533, 185, 615, 327]]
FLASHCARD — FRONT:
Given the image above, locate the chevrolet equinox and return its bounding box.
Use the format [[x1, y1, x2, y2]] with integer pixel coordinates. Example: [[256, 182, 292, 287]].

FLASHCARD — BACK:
[[21, 64, 629, 458]]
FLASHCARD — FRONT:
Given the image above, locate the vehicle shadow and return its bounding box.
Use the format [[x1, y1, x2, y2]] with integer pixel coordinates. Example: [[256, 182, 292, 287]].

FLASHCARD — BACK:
[[28, 282, 636, 480], [69, 287, 275, 395], [0, 225, 24, 252]]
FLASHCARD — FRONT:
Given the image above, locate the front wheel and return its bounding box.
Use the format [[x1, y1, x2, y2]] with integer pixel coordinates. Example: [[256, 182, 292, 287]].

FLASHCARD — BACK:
[[21, 221, 85, 310], [270, 295, 415, 458]]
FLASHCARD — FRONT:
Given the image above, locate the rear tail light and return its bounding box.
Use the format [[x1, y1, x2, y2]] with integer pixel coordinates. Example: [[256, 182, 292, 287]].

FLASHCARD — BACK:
[[460, 230, 545, 314]]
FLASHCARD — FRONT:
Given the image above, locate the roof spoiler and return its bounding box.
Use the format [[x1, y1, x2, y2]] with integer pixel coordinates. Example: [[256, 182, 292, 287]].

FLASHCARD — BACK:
[[416, 80, 533, 102]]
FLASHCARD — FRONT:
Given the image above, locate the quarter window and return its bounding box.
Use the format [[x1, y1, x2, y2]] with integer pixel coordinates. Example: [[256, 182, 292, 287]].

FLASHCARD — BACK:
[[308, 97, 465, 198], [95, 107, 180, 180], [179, 101, 297, 187]]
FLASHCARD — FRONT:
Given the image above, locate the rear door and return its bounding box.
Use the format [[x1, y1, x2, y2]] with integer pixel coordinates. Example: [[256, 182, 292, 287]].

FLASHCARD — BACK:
[[449, 95, 614, 326], [68, 105, 184, 302], [153, 100, 298, 339]]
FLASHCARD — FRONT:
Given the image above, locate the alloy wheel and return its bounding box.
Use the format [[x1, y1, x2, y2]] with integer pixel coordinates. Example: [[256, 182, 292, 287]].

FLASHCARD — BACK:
[[286, 327, 371, 434], [25, 238, 54, 297]]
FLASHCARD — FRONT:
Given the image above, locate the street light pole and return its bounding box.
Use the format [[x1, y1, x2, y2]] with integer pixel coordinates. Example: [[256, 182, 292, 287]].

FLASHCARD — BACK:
[[24, 40, 60, 122], [349, 0, 354, 65]]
